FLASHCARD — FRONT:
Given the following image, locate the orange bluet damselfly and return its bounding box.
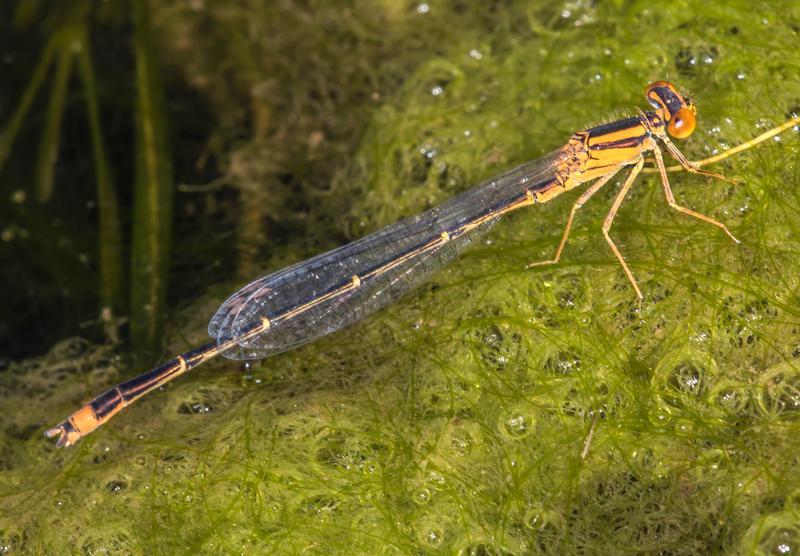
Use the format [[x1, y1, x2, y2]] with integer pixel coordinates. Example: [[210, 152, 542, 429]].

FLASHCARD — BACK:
[[46, 80, 800, 448]]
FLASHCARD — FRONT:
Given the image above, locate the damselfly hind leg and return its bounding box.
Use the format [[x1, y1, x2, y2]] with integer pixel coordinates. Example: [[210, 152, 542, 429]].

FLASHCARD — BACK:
[[526, 168, 623, 269], [653, 144, 740, 244]]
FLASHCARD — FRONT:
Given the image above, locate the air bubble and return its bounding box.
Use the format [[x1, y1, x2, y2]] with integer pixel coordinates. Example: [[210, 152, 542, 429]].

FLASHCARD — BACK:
[[106, 480, 128, 494], [756, 364, 800, 416], [414, 488, 431, 505], [424, 528, 442, 546], [499, 412, 534, 439], [449, 428, 473, 456], [543, 350, 581, 375], [427, 470, 446, 489], [741, 513, 800, 556]]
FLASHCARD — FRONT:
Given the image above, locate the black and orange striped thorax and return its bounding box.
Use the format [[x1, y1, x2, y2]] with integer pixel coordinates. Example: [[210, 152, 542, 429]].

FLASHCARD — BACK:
[[548, 112, 666, 194]]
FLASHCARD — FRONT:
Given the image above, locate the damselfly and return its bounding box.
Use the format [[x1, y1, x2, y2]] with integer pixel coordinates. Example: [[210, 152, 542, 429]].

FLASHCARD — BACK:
[[46, 80, 800, 448]]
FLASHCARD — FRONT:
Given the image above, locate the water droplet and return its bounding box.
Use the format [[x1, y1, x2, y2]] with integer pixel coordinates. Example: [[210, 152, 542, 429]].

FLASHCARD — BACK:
[[425, 528, 442, 546], [106, 480, 127, 493], [760, 526, 799, 555], [427, 471, 446, 489], [500, 412, 534, 439], [414, 488, 431, 505], [450, 429, 473, 456], [419, 145, 438, 159], [543, 350, 581, 374]]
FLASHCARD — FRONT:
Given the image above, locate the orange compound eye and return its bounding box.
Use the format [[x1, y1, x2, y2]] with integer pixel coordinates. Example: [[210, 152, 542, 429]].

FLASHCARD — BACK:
[[667, 107, 696, 139]]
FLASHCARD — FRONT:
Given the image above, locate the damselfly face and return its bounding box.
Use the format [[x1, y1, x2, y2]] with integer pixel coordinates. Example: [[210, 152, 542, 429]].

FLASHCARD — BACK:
[[645, 80, 696, 140]]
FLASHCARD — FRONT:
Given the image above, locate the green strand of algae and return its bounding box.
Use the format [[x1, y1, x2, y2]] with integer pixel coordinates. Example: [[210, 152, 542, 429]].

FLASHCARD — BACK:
[[75, 23, 124, 322], [129, 0, 174, 357]]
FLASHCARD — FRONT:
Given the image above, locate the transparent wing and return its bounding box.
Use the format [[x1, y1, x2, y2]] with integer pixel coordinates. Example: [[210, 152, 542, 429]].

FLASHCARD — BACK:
[[209, 152, 561, 360]]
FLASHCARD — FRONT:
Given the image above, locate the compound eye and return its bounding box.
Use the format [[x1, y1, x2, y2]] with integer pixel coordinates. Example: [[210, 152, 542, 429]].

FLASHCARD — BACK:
[[667, 108, 696, 139]]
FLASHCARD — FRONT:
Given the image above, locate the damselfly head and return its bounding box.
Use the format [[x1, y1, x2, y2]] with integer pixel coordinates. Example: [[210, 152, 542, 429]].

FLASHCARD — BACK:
[[645, 80, 697, 140]]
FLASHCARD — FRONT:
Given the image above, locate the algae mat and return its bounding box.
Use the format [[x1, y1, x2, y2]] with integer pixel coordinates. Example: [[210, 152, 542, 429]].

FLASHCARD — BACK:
[[2, 1, 800, 554]]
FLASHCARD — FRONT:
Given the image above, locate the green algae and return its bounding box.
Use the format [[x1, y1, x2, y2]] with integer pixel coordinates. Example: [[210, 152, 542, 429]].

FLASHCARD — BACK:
[[0, 2, 125, 341], [3, 1, 800, 554], [130, 0, 175, 358]]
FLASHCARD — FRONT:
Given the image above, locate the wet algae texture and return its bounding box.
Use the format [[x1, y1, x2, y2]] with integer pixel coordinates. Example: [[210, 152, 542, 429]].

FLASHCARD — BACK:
[[3, 1, 800, 554]]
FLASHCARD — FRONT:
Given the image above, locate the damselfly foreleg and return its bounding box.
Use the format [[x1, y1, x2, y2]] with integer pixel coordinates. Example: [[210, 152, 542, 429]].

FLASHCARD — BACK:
[[652, 144, 740, 244]]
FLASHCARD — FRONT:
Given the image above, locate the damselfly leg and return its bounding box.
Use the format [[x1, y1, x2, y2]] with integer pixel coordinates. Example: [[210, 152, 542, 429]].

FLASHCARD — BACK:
[[529, 133, 744, 298], [652, 143, 740, 244], [601, 159, 646, 299], [526, 167, 623, 268]]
